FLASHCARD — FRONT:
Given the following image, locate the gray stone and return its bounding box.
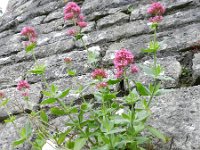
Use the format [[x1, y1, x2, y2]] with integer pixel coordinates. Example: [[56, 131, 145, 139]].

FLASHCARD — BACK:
[[132, 57, 182, 88], [27, 50, 89, 83], [43, 8, 63, 23], [192, 53, 200, 84], [103, 23, 200, 64], [130, 0, 194, 21], [82, 20, 149, 46], [150, 85, 200, 150], [0, 116, 31, 150], [0, 62, 33, 88], [0, 83, 42, 120], [97, 12, 129, 29]]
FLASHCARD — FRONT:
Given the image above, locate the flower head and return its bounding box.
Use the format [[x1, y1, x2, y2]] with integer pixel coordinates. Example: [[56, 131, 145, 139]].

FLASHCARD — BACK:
[[91, 69, 107, 80], [130, 65, 139, 74], [96, 82, 108, 89], [149, 15, 163, 23], [64, 57, 72, 63], [147, 2, 165, 16], [21, 26, 37, 40], [17, 80, 30, 91], [77, 21, 87, 28], [114, 49, 134, 70], [0, 91, 5, 99], [64, 2, 81, 20], [67, 29, 77, 36]]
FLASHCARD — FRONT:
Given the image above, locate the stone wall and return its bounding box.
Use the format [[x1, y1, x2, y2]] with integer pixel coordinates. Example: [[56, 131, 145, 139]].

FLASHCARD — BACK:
[[0, 0, 200, 149]]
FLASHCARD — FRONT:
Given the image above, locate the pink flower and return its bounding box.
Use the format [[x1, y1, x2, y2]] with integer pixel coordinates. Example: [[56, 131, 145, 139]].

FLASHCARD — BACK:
[[22, 91, 29, 97], [17, 80, 30, 91], [64, 2, 81, 20], [147, 2, 165, 16], [64, 57, 72, 63], [91, 69, 107, 79], [96, 82, 108, 89], [67, 29, 77, 36], [114, 49, 134, 70], [21, 26, 37, 39], [64, 12, 74, 20], [0, 91, 5, 99], [77, 21, 87, 28], [78, 14, 85, 21], [130, 65, 139, 74], [149, 15, 163, 23], [115, 68, 124, 78]]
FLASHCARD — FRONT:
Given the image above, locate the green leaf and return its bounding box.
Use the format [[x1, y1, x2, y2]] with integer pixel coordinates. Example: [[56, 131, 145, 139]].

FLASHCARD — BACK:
[[122, 113, 131, 120], [107, 79, 121, 85], [75, 33, 83, 40], [30, 64, 46, 75], [40, 110, 48, 123], [41, 98, 57, 105], [51, 84, 58, 94], [81, 103, 88, 111], [147, 126, 168, 143], [58, 89, 70, 99], [87, 51, 98, 64], [136, 82, 151, 96], [42, 90, 52, 97], [73, 138, 87, 150], [105, 128, 126, 135], [25, 122, 32, 138], [57, 128, 72, 145], [0, 98, 10, 107], [25, 43, 36, 53], [4, 116, 16, 123], [13, 138, 26, 146], [50, 107, 66, 116], [67, 69, 76, 76]]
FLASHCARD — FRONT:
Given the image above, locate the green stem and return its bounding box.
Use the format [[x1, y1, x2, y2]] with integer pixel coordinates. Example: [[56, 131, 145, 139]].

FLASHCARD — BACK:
[[130, 104, 134, 130], [32, 50, 38, 65], [81, 38, 89, 53]]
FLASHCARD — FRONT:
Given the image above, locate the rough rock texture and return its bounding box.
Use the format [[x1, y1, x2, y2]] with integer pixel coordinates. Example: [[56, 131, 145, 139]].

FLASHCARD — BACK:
[[0, 0, 200, 149]]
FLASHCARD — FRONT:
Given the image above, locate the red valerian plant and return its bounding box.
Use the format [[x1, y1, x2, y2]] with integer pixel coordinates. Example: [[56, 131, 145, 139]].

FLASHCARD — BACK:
[[147, 2, 165, 23], [1, 2, 172, 150], [91, 69, 108, 80], [17, 80, 30, 97]]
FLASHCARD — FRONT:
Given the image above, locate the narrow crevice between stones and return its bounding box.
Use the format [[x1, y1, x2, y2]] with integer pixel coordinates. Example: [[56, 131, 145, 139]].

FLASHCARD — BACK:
[[177, 51, 194, 87]]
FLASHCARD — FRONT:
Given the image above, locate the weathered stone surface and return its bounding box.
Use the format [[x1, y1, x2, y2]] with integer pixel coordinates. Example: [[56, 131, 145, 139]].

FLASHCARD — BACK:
[[82, 20, 149, 46], [97, 12, 129, 29], [0, 62, 33, 88], [82, 0, 136, 15], [15, 37, 75, 62], [133, 57, 182, 88], [43, 8, 63, 23], [27, 50, 89, 83], [0, 83, 42, 120], [192, 53, 200, 84], [130, 0, 194, 21], [103, 23, 200, 64], [0, 116, 31, 150], [150, 85, 200, 150]]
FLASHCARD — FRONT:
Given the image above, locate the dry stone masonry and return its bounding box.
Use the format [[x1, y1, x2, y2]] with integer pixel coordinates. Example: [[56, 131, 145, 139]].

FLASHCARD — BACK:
[[0, 0, 200, 149]]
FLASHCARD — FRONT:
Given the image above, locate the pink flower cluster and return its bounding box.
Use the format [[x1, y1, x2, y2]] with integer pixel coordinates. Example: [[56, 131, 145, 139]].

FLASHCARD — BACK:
[[91, 69, 107, 80], [96, 82, 108, 89], [64, 2, 87, 36], [17, 80, 30, 97], [114, 49, 138, 78], [0, 91, 5, 99], [21, 26, 37, 47], [147, 2, 165, 23], [21, 26, 37, 42]]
